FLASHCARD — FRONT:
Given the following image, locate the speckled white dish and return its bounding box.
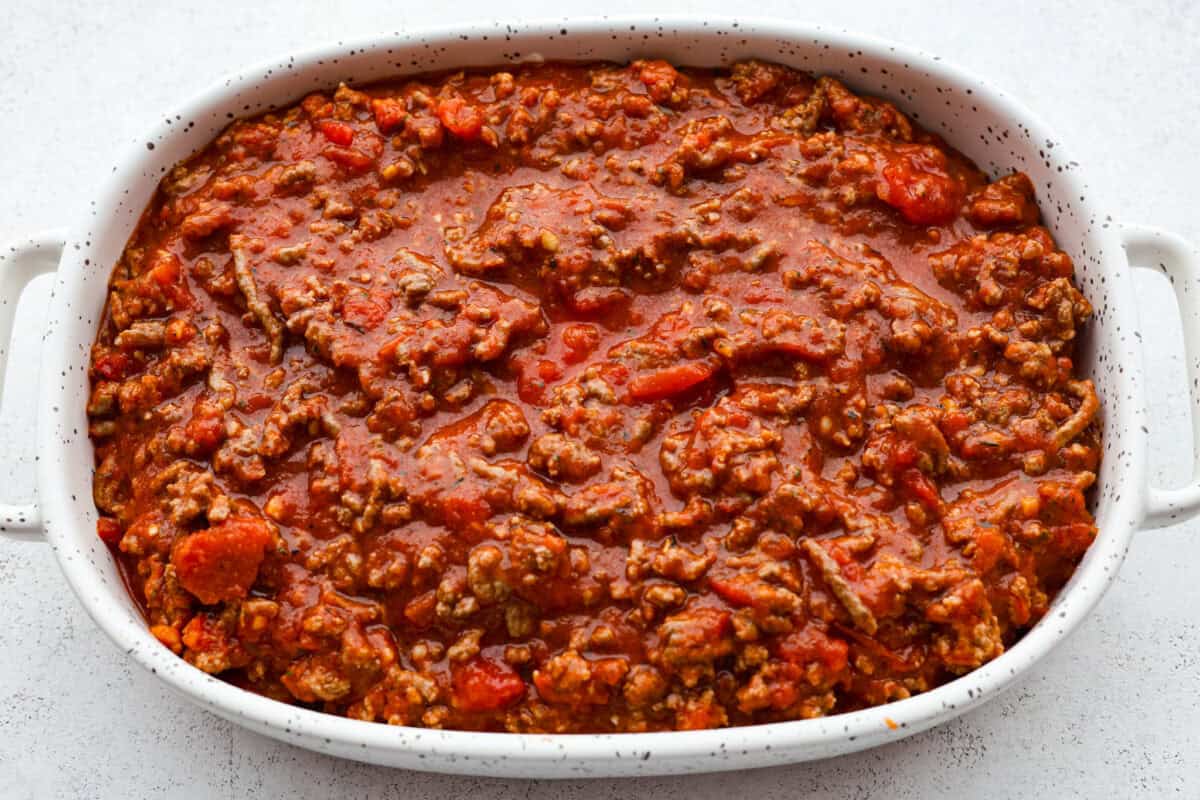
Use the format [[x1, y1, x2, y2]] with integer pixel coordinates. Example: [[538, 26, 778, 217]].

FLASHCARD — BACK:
[[3, 16, 1200, 779]]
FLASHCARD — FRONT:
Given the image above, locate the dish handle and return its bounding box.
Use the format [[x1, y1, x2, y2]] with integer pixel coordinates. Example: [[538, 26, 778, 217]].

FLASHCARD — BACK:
[[0, 231, 66, 540], [1120, 223, 1200, 529]]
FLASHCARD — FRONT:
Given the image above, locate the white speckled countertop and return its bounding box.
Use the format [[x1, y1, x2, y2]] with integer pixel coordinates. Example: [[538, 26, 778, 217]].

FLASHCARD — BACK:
[[2, 1, 1198, 796]]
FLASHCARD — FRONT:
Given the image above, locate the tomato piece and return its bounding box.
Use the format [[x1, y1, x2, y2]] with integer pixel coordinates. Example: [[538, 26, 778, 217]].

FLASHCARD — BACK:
[[149, 623, 182, 653], [146, 249, 179, 289], [635, 60, 682, 104], [628, 360, 716, 401], [708, 575, 756, 607], [322, 146, 375, 172], [146, 250, 196, 309], [403, 590, 437, 628], [971, 527, 1007, 573], [561, 323, 601, 364], [164, 318, 197, 346], [376, 336, 400, 363], [184, 402, 227, 454], [675, 701, 724, 730], [513, 356, 561, 405], [171, 517, 273, 604], [92, 352, 131, 381], [516, 373, 547, 405], [342, 290, 392, 331], [437, 490, 493, 530], [900, 467, 941, 510], [537, 359, 562, 382], [777, 625, 850, 676], [939, 409, 971, 436], [96, 517, 122, 547], [317, 119, 355, 146], [1049, 522, 1096, 560], [565, 286, 631, 315], [371, 97, 408, 133], [301, 93, 332, 119], [435, 96, 484, 140], [452, 656, 526, 711], [180, 613, 227, 654], [241, 393, 275, 413], [877, 146, 963, 225], [891, 438, 919, 470]]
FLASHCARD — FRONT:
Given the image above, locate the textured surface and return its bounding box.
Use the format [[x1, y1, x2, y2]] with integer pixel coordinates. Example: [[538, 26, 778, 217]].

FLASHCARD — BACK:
[[0, 0, 1197, 797]]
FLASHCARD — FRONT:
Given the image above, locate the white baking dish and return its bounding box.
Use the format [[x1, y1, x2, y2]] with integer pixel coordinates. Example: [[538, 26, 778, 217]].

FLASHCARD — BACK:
[[2, 16, 1199, 779]]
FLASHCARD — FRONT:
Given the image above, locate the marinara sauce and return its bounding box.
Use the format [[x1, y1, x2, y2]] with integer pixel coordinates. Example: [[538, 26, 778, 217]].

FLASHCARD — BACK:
[[88, 60, 1100, 732]]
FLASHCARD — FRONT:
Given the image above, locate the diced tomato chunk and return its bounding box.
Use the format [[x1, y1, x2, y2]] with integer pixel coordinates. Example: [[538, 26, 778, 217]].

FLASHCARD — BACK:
[[777, 625, 850, 676], [317, 119, 355, 146], [516, 374, 547, 405], [877, 145, 963, 225], [565, 286, 631, 315], [96, 517, 122, 546], [513, 356, 562, 405], [164, 318, 197, 346], [180, 613, 225, 653], [184, 402, 227, 454], [435, 96, 484, 140], [675, 701, 724, 730], [93, 352, 131, 381], [171, 518, 273, 604], [322, 146, 375, 172], [403, 590, 437, 628], [1049, 522, 1096, 560], [437, 490, 493, 530], [708, 575, 756, 607], [342, 290, 392, 331], [537, 359, 562, 382], [371, 97, 408, 133], [561, 324, 601, 363], [628, 360, 716, 401], [635, 60, 682, 104], [146, 250, 196, 309], [900, 467, 941, 510], [971, 527, 1007, 573], [940, 409, 971, 436], [891, 439, 919, 470], [452, 656, 526, 711], [301, 93, 332, 118]]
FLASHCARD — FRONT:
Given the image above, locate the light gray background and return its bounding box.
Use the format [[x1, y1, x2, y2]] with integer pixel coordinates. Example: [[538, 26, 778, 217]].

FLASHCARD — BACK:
[[1, 1, 1197, 797]]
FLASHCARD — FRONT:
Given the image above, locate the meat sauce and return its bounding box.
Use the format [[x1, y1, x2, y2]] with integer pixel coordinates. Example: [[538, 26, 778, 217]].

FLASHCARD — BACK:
[[87, 60, 1101, 732]]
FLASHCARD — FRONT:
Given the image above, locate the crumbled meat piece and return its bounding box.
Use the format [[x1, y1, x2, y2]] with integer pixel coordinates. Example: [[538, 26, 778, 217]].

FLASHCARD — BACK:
[[229, 235, 286, 362], [801, 538, 879, 635]]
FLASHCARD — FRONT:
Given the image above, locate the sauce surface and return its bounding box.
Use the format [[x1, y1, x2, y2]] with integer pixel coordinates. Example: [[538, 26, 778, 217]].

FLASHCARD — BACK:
[[87, 60, 1101, 732]]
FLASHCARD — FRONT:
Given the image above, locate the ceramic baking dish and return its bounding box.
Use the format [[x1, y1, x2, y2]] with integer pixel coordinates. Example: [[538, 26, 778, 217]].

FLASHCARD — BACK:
[[3, 16, 1199, 778]]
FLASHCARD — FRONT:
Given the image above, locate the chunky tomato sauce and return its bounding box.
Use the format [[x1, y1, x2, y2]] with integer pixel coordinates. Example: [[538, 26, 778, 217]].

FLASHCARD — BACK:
[[88, 60, 1101, 732]]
